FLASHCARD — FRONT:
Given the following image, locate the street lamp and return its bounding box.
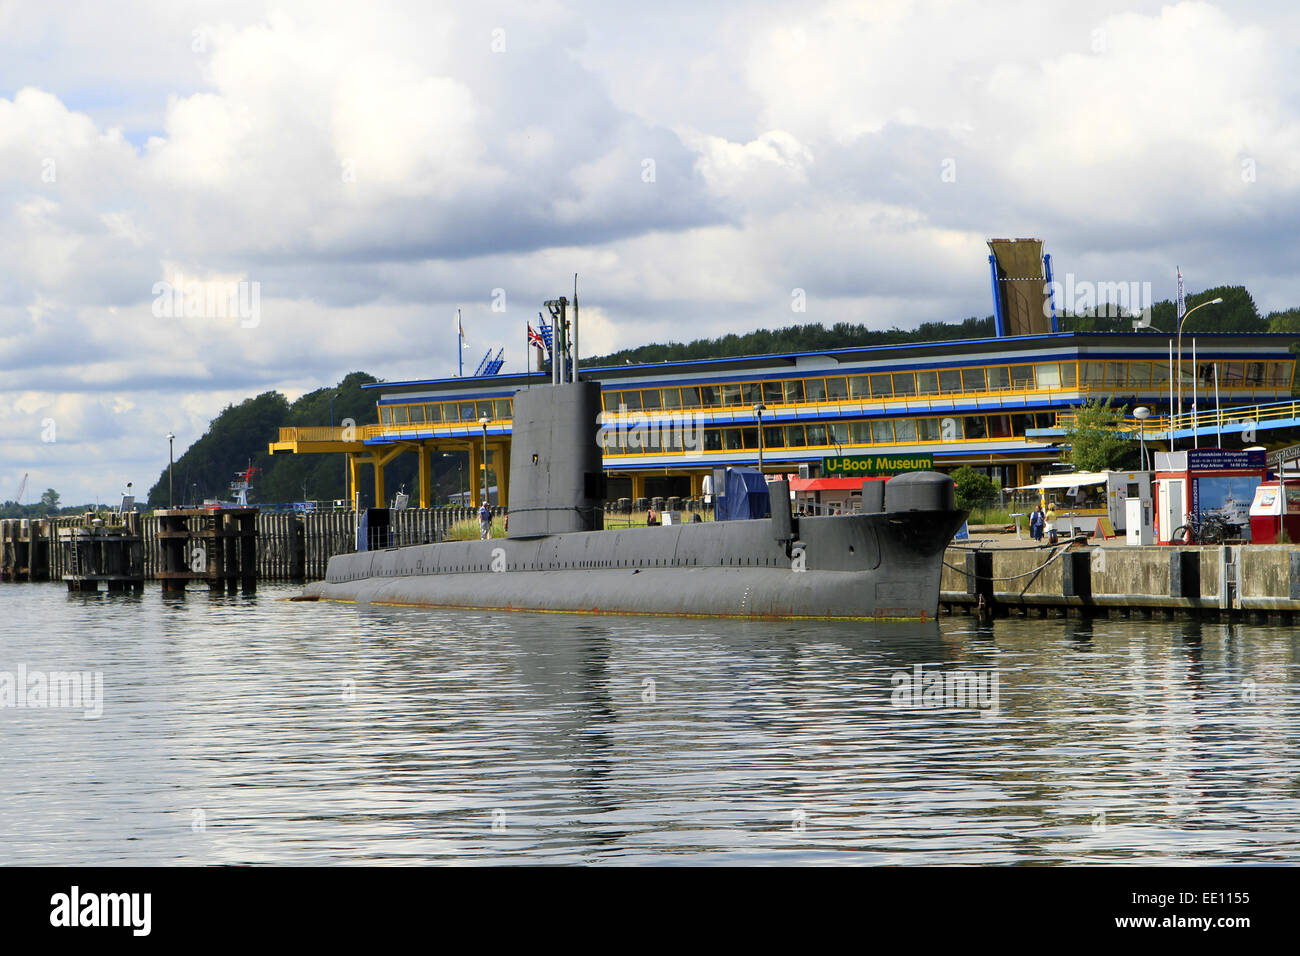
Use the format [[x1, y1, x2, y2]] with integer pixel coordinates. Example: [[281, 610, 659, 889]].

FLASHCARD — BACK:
[[1176, 297, 1224, 431], [753, 402, 767, 474], [166, 432, 175, 509], [478, 416, 490, 506], [1133, 406, 1151, 471]]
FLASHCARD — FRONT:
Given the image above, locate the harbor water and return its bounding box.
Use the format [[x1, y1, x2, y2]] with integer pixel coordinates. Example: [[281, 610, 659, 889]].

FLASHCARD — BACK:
[[1, 582, 1297, 865]]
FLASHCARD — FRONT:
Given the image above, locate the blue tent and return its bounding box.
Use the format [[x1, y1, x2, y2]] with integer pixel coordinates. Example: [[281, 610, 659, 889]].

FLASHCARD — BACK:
[[716, 467, 771, 521]]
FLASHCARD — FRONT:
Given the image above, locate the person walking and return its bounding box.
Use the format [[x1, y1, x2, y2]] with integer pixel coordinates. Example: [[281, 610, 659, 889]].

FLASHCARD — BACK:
[[479, 501, 493, 539], [1030, 505, 1045, 543]]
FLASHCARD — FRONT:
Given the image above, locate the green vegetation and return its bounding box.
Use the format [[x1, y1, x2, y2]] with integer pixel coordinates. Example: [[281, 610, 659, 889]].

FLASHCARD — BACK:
[[1061, 396, 1140, 472], [587, 316, 997, 366], [951, 466, 997, 513], [143, 371, 467, 509]]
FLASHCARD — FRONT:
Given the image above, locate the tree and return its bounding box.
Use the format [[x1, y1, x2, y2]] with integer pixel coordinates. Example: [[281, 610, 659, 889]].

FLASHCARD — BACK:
[[951, 466, 996, 512], [40, 488, 60, 511], [1062, 397, 1139, 472]]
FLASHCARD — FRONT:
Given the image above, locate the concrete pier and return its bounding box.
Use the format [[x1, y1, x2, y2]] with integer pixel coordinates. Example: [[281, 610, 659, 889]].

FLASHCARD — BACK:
[[942, 542, 1300, 621]]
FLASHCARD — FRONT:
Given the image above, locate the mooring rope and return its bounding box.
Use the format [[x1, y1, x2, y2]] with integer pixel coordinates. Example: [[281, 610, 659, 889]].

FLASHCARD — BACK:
[[941, 543, 1074, 582]]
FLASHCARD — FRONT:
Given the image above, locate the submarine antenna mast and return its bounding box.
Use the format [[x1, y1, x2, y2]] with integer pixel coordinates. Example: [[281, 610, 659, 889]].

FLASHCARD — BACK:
[[573, 273, 579, 382]]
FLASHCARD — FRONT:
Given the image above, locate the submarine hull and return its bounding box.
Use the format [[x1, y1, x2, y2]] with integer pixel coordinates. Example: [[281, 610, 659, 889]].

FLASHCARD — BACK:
[[304, 509, 966, 620]]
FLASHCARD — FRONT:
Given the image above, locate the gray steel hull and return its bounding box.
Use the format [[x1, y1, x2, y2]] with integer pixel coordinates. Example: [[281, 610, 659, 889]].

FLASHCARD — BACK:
[[304, 509, 966, 620]]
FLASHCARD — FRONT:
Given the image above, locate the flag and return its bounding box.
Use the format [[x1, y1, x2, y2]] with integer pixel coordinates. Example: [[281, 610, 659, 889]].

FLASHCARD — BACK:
[[1176, 266, 1185, 320], [527, 324, 545, 350]]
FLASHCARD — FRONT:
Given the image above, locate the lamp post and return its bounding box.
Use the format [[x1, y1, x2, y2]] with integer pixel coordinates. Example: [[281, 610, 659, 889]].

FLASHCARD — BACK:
[[1133, 406, 1151, 471], [753, 402, 767, 474], [478, 416, 490, 506], [1175, 297, 1224, 438], [166, 432, 175, 508]]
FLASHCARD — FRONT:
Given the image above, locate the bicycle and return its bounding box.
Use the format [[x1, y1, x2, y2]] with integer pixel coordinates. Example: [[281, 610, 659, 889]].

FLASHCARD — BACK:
[[1172, 512, 1241, 545]]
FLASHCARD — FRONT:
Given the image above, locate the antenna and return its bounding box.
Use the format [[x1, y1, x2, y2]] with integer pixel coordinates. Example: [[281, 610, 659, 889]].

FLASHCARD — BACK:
[[573, 273, 579, 381]]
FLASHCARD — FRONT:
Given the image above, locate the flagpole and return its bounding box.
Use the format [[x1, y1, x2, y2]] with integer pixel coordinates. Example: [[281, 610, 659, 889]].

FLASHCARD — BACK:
[[457, 308, 463, 377]]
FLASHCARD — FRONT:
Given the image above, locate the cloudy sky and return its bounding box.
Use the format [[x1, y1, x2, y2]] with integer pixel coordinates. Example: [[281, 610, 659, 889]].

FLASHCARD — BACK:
[[2, 0, 1299, 503]]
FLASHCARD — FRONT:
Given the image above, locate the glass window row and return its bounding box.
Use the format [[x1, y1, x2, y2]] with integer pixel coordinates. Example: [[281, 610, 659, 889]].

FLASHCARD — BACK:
[[379, 398, 513, 427], [600, 363, 1078, 411], [599, 412, 1058, 453]]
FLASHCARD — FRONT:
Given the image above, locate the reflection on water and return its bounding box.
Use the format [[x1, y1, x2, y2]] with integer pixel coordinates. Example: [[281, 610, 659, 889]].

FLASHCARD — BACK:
[[0, 583, 1297, 864]]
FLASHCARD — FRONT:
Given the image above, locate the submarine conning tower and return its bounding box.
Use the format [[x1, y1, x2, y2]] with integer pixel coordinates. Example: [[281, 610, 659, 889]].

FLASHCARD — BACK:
[[506, 380, 606, 538]]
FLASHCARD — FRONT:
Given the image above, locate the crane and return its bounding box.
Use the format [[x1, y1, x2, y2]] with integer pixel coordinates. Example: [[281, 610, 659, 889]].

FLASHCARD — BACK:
[[14, 472, 27, 505]]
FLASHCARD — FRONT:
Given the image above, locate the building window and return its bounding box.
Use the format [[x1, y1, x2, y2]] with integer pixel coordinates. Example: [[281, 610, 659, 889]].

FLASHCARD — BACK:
[[938, 369, 962, 393], [392, 406, 409, 425], [783, 380, 805, 404], [763, 426, 785, 448], [1103, 362, 1127, 387], [805, 379, 828, 401], [1010, 365, 1035, 388], [848, 375, 871, 399], [915, 371, 939, 395], [641, 389, 662, 409], [806, 424, 828, 445], [962, 368, 986, 392], [661, 387, 682, 409], [380, 406, 393, 425], [1129, 362, 1152, 387], [409, 405, 426, 424], [1061, 363, 1077, 387], [988, 366, 1011, 390], [427, 404, 443, 424], [1080, 362, 1105, 386], [784, 425, 805, 446], [680, 387, 702, 409], [917, 418, 942, 441], [964, 416, 986, 439], [869, 374, 893, 398], [1032, 363, 1058, 388], [892, 372, 917, 396], [1245, 362, 1265, 386], [699, 385, 722, 408], [828, 422, 850, 444], [723, 428, 744, 450], [871, 420, 893, 443], [849, 421, 871, 444], [825, 377, 848, 400], [704, 429, 722, 451], [988, 414, 1012, 438], [762, 381, 784, 405], [894, 419, 917, 442], [476, 401, 493, 420], [458, 402, 476, 421]]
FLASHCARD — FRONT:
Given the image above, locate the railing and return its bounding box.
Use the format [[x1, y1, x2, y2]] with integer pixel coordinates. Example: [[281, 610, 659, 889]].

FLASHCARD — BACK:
[[275, 425, 385, 443], [1056, 398, 1300, 436]]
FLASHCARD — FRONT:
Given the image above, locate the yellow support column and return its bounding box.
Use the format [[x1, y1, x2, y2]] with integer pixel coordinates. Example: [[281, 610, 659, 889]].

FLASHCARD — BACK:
[[497, 444, 510, 509], [469, 442, 481, 508], [348, 454, 361, 510], [418, 443, 431, 509], [373, 460, 385, 509], [631, 474, 646, 500]]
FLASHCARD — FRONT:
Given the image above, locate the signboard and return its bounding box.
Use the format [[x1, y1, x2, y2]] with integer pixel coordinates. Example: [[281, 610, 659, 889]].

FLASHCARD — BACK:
[[1267, 443, 1300, 468], [822, 454, 934, 476], [1093, 516, 1116, 540], [1186, 448, 1265, 471]]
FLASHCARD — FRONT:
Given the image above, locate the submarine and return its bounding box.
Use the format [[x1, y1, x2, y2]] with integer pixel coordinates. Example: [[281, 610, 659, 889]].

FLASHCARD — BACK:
[[303, 302, 966, 620]]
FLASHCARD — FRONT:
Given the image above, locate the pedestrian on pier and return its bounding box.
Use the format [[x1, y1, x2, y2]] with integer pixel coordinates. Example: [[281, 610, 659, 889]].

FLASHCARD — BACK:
[[479, 502, 493, 539], [1030, 505, 1045, 543]]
